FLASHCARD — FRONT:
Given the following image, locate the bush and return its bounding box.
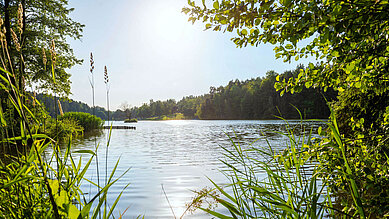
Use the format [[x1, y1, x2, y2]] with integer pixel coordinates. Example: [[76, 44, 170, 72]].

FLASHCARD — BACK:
[[61, 112, 103, 132], [124, 118, 137, 123], [45, 118, 83, 139]]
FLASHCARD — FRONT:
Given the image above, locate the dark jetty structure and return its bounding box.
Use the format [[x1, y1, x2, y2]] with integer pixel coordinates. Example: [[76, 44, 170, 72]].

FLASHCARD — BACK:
[[103, 126, 136, 130]]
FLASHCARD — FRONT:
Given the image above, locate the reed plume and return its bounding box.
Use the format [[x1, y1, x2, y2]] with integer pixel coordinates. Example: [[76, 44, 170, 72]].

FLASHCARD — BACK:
[[57, 99, 64, 117], [89, 52, 101, 219], [17, 3, 23, 33], [104, 65, 110, 213], [50, 40, 56, 67], [11, 29, 20, 51]]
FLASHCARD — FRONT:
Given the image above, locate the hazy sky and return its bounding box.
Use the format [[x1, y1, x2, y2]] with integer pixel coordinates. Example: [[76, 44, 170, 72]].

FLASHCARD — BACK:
[[68, 0, 311, 110]]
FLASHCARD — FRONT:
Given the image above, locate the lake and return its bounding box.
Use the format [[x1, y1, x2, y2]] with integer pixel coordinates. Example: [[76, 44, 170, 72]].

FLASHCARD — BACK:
[[54, 120, 322, 218]]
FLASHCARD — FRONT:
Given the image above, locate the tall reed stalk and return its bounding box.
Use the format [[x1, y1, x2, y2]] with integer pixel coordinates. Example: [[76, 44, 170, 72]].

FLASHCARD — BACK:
[[187, 113, 366, 218], [104, 65, 110, 212], [0, 9, 129, 217], [89, 52, 101, 219]]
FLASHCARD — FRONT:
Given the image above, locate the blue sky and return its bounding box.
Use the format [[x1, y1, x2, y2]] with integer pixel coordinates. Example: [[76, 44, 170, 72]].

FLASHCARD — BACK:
[[68, 0, 311, 110]]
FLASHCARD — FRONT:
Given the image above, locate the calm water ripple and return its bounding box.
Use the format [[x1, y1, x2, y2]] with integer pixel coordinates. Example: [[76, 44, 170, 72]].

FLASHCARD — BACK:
[[50, 120, 323, 218]]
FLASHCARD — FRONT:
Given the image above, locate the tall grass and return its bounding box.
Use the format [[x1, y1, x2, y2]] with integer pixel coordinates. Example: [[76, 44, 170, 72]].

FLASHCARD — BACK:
[[0, 65, 129, 218], [0, 15, 128, 216], [89, 52, 102, 219], [188, 115, 367, 218], [104, 65, 110, 214]]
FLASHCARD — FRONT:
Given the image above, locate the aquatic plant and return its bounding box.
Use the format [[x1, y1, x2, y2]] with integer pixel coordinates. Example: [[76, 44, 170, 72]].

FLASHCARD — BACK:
[[0, 19, 128, 217], [0, 64, 128, 218], [188, 114, 371, 218]]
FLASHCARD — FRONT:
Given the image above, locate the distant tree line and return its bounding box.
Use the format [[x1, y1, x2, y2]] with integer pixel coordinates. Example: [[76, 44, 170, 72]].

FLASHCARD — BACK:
[[133, 66, 337, 120], [38, 66, 337, 121]]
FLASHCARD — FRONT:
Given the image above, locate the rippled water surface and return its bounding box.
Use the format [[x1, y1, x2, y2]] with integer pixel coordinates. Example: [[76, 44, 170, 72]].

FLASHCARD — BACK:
[[53, 120, 322, 218]]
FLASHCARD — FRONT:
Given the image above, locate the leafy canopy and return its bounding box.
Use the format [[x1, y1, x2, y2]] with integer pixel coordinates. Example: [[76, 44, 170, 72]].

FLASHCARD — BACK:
[[183, 0, 389, 96], [1, 0, 84, 96]]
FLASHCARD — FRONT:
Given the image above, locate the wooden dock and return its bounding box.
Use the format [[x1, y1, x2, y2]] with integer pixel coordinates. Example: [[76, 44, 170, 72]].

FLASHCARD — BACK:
[[103, 126, 136, 130]]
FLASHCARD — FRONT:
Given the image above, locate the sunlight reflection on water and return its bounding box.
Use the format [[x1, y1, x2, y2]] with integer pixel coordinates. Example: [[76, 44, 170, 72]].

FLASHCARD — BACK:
[[51, 120, 323, 218]]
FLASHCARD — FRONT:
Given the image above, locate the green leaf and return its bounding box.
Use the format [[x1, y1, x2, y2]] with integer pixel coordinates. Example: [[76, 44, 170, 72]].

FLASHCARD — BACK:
[[213, 1, 219, 9], [285, 44, 293, 49], [73, 150, 96, 156], [68, 204, 80, 219], [346, 62, 355, 73]]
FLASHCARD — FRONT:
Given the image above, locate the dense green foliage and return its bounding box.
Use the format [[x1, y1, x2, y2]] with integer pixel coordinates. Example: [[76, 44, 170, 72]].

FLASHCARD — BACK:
[[0, 65, 127, 218], [44, 117, 84, 139], [61, 112, 103, 132], [38, 66, 336, 121], [132, 66, 336, 120], [183, 0, 389, 96], [0, 0, 84, 96], [124, 118, 138, 123], [0, 0, 83, 138], [184, 0, 389, 217], [189, 117, 374, 218], [36, 93, 108, 119], [0, 3, 128, 217]]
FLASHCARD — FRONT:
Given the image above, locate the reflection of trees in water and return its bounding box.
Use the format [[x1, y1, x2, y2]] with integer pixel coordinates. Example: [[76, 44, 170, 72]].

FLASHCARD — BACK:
[[205, 121, 325, 158], [57, 129, 104, 150]]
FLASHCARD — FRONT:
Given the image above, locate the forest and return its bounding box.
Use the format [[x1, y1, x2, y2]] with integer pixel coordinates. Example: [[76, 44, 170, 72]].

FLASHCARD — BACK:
[[39, 65, 337, 121]]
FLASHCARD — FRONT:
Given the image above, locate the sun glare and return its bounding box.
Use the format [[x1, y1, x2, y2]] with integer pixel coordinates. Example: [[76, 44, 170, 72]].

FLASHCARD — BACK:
[[164, 120, 191, 126], [154, 6, 189, 43], [138, 0, 198, 52]]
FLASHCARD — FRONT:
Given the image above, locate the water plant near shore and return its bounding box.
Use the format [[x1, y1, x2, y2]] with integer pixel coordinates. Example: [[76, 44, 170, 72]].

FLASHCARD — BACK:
[[187, 113, 376, 218], [0, 66, 129, 218], [0, 21, 128, 216]]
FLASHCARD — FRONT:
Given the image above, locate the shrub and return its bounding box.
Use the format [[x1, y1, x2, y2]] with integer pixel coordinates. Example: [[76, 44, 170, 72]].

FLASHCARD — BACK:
[[124, 118, 137, 123], [61, 112, 103, 132], [45, 118, 83, 139]]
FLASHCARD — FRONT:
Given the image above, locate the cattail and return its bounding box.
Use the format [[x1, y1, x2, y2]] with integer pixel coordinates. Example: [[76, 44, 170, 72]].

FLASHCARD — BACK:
[[57, 99, 64, 117], [42, 48, 47, 66], [0, 17, 3, 40], [90, 53, 94, 73], [104, 66, 109, 84], [17, 3, 23, 33], [11, 29, 20, 51], [50, 40, 56, 66], [33, 91, 36, 107]]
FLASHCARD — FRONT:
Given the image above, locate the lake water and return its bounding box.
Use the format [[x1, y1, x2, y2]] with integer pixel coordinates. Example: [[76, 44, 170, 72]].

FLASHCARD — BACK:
[[56, 120, 322, 218]]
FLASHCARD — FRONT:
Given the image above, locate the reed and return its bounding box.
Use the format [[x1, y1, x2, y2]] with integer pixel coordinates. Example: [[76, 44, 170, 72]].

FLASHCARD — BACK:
[[104, 65, 110, 214], [89, 52, 101, 219], [187, 112, 367, 218], [0, 19, 128, 217]]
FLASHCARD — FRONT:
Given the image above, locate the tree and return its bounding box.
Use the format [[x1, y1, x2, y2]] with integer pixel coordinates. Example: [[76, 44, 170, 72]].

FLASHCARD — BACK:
[[183, 0, 388, 124], [183, 0, 389, 216], [119, 101, 132, 120], [183, 0, 388, 94], [1, 0, 84, 96]]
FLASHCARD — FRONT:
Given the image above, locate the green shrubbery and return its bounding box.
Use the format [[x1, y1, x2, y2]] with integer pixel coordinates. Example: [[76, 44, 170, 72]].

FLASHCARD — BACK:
[[61, 112, 103, 132], [124, 118, 138, 123], [45, 117, 84, 139]]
